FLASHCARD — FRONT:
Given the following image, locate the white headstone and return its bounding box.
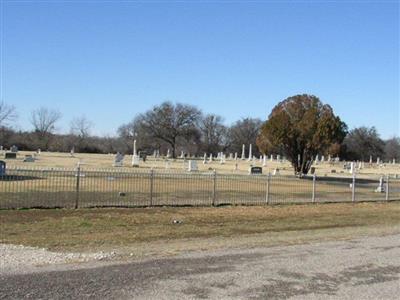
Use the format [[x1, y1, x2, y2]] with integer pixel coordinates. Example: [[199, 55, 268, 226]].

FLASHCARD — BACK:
[[209, 153, 213, 162], [350, 162, 355, 174], [369, 155, 373, 164], [234, 152, 238, 160], [166, 149, 171, 158], [262, 155, 267, 167], [375, 176, 385, 193], [133, 140, 137, 156], [270, 155, 273, 162], [377, 157, 380, 164], [229, 153, 233, 160], [132, 140, 139, 167], [241, 144, 245, 160], [188, 160, 198, 172], [248, 144, 252, 161], [220, 153, 225, 164], [203, 153, 207, 164], [392, 158, 396, 165]]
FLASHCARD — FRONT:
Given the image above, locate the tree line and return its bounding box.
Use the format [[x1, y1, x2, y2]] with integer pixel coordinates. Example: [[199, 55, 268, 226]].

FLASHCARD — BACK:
[[1, 96, 399, 174]]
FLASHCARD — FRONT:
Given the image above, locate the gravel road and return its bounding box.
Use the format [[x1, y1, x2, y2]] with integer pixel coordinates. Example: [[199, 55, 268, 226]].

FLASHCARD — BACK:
[[1, 234, 399, 299]]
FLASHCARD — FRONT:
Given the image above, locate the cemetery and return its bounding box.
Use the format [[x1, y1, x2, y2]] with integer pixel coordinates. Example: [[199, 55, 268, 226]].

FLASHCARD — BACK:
[[0, 146, 399, 209]]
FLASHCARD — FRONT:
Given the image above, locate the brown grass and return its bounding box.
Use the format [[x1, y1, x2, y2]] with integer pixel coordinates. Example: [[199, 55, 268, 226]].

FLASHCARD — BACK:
[[1, 202, 399, 252], [6, 151, 399, 177]]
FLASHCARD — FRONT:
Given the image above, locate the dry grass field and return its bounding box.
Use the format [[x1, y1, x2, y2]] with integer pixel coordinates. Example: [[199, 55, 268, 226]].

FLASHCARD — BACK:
[[1, 202, 399, 253], [3, 150, 400, 177], [1, 151, 400, 209]]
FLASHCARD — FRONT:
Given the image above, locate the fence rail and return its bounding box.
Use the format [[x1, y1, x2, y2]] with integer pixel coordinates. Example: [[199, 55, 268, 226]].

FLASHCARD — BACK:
[[0, 166, 399, 209]]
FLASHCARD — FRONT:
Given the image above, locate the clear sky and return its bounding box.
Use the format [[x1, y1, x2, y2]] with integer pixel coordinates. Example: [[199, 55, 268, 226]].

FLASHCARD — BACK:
[[1, 0, 399, 138]]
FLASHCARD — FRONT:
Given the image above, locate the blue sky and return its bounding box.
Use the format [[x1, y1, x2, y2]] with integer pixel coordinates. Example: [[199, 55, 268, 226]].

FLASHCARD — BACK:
[[1, 0, 399, 138]]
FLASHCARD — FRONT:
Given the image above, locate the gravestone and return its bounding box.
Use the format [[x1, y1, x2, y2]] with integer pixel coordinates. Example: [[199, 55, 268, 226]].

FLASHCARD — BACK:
[[203, 153, 207, 164], [247, 144, 252, 161], [10, 145, 18, 153], [209, 153, 213, 162], [23, 155, 35, 162], [350, 162, 355, 174], [249, 166, 262, 175], [132, 140, 140, 167], [262, 155, 267, 167], [0, 146, 3, 151], [0, 160, 5, 176], [241, 144, 245, 160], [5, 152, 17, 159], [375, 176, 385, 193], [220, 153, 225, 164], [70, 147, 75, 157], [188, 160, 198, 172], [234, 152, 238, 160], [113, 152, 124, 167]]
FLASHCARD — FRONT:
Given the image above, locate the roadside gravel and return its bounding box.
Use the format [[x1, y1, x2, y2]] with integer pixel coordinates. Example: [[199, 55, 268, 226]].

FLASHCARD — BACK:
[[0, 244, 116, 275]]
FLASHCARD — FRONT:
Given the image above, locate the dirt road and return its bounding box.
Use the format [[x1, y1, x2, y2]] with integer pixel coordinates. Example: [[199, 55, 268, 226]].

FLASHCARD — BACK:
[[1, 233, 399, 299]]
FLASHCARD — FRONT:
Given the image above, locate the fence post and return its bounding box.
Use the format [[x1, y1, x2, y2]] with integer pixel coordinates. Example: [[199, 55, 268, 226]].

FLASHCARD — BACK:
[[266, 173, 271, 204], [75, 164, 81, 209], [149, 169, 154, 207], [312, 174, 316, 203], [212, 169, 217, 207], [386, 175, 389, 201], [352, 173, 356, 202]]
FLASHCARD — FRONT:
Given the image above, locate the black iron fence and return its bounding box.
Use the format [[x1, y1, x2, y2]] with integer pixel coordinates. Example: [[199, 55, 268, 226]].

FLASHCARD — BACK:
[[0, 166, 399, 209]]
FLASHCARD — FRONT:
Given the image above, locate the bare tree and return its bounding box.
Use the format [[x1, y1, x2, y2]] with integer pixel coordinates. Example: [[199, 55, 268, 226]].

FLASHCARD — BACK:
[[138, 102, 201, 157], [0, 102, 17, 127], [199, 114, 227, 154], [70, 116, 93, 138], [30, 107, 62, 149], [227, 117, 263, 155]]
